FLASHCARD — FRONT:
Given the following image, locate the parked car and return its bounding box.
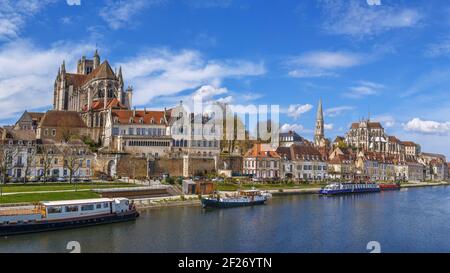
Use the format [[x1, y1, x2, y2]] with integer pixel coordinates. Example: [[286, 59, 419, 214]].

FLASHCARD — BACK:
[[82, 177, 92, 182], [29, 176, 40, 182], [252, 177, 261, 182], [56, 177, 67, 182]]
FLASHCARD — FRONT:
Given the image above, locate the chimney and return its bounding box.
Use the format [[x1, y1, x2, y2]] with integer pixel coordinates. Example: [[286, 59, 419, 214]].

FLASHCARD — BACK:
[[133, 107, 136, 117], [144, 107, 147, 114]]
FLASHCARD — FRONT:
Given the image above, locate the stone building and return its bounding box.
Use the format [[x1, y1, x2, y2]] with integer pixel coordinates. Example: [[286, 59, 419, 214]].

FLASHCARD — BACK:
[[277, 144, 328, 181], [355, 151, 396, 182], [103, 108, 172, 158], [36, 110, 90, 142], [53, 51, 132, 143], [243, 143, 280, 179], [14, 111, 44, 131]]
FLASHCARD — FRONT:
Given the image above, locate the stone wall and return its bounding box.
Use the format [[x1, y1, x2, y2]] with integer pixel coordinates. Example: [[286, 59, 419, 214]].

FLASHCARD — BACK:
[[116, 155, 147, 179], [218, 155, 243, 175]]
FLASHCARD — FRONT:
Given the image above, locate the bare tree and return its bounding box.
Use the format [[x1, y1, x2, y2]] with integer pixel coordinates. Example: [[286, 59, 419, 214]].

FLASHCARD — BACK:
[[61, 143, 84, 187], [0, 143, 18, 196], [23, 144, 37, 183], [37, 143, 56, 183]]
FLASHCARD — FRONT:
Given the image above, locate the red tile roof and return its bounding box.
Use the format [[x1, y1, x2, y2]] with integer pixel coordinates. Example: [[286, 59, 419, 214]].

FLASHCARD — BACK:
[[112, 109, 167, 125], [245, 143, 280, 158]]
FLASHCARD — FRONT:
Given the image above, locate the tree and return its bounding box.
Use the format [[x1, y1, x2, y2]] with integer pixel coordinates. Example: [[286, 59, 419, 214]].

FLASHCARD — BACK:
[[60, 143, 85, 188], [37, 143, 56, 183], [23, 145, 37, 183], [0, 143, 18, 196]]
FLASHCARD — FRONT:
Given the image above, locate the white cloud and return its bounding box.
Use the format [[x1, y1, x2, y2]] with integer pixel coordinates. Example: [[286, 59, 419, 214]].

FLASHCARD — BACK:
[[280, 123, 304, 133], [319, 0, 422, 37], [403, 118, 450, 135], [325, 106, 355, 117], [0, 0, 55, 40], [285, 104, 313, 120], [0, 40, 94, 122], [66, 0, 81, 6], [99, 0, 163, 30], [324, 123, 334, 130], [117, 48, 265, 106], [344, 81, 384, 98], [286, 51, 362, 78], [372, 115, 395, 128]]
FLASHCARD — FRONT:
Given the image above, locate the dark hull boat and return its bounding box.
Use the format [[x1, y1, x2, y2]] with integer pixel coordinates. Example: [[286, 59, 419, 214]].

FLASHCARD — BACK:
[[201, 190, 271, 209], [0, 198, 139, 236], [0, 211, 138, 237]]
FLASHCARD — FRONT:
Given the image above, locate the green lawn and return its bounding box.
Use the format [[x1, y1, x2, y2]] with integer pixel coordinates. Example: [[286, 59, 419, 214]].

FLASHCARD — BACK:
[[0, 191, 101, 204], [216, 183, 326, 191], [0, 182, 138, 194]]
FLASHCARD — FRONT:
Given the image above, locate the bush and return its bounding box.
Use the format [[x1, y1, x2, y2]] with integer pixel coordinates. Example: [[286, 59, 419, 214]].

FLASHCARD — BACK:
[[165, 177, 175, 185]]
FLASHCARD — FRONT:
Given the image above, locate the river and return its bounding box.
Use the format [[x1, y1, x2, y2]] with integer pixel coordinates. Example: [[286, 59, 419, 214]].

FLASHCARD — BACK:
[[1, 186, 450, 253]]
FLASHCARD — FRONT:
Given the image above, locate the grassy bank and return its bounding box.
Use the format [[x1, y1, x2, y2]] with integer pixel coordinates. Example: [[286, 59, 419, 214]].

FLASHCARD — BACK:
[[0, 182, 138, 194], [0, 191, 100, 204]]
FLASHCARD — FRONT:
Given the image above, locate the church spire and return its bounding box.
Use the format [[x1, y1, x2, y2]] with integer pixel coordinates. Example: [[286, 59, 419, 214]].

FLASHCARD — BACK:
[[314, 98, 325, 147], [93, 49, 100, 70]]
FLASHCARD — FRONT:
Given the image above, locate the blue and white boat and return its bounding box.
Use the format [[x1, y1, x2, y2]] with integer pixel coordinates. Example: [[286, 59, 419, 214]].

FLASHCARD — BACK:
[[319, 183, 380, 195], [201, 190, 272, 208]]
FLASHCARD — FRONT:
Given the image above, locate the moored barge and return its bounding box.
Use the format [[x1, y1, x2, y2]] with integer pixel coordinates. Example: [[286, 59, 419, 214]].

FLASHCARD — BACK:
[[201, 190, 272, 208], [0, 198, 139, 236], [379, 182, 401, 191], [319, 183, 380, 195]]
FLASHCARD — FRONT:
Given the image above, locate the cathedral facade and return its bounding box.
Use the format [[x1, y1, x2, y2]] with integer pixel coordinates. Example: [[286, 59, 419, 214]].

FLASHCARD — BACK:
[[53, 50, 132, 142]]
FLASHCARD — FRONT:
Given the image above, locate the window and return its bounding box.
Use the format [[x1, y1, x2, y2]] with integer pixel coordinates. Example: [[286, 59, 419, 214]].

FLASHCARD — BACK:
[[128, 128, 134, 135], [81, 204, 94, 211], [103, 203, 109, 208], [48, 207, 62, 214], [96, 204, 102, 209], [52, 129, 56, 136], [86, 160, 91, 168], [65, 206, 78, 212], [112, 127, 119, 136], [44, 129, 48, 136]]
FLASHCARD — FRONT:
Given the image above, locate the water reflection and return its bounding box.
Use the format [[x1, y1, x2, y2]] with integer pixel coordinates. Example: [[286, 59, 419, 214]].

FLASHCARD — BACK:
[[1, 186, 450, 253]]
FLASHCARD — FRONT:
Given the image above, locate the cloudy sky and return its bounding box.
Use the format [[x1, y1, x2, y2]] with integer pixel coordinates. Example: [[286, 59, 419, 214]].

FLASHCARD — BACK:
[[1, 0, 450, 157]]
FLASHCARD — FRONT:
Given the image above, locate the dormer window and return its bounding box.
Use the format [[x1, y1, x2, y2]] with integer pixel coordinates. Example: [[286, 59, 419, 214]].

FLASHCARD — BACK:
[[160, 118, 164, 124], [129, 117, 133, 123], [150, 118, 155, 124], [139, 118, 143, 124]]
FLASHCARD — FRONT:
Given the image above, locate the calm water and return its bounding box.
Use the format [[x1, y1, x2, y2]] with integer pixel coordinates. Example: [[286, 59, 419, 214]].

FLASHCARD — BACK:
[[1, 186, 450, 253]]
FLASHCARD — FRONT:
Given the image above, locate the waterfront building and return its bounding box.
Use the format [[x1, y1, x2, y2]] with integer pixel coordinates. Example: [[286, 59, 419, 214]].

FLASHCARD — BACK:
[[355, 151, 396, 182], [393, 155, 424, 182], [327, 147, 356, 180], [243, 143, 280, 179], [419, 153, 448, 181], [103, 108, 172, 158], [277, 144, 328, 181], [34, 139, 94, 179], [1, 128, 37, 180]]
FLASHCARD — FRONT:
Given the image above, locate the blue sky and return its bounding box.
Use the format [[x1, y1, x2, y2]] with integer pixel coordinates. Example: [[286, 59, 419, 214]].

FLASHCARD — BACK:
[[1, 0, 450, 157]]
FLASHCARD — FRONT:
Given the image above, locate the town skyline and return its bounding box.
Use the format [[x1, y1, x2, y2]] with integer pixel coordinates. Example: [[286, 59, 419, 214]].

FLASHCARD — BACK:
[[1, 0, 450, 157]]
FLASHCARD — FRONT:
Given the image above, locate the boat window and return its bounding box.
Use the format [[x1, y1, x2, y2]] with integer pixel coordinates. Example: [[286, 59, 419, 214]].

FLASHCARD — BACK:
[[81, 204, 95, 211], [48, 207, 62, 214], [103, 203, 109, 208], [96, 204, 102, 209], [65, 206, 79, 212]]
